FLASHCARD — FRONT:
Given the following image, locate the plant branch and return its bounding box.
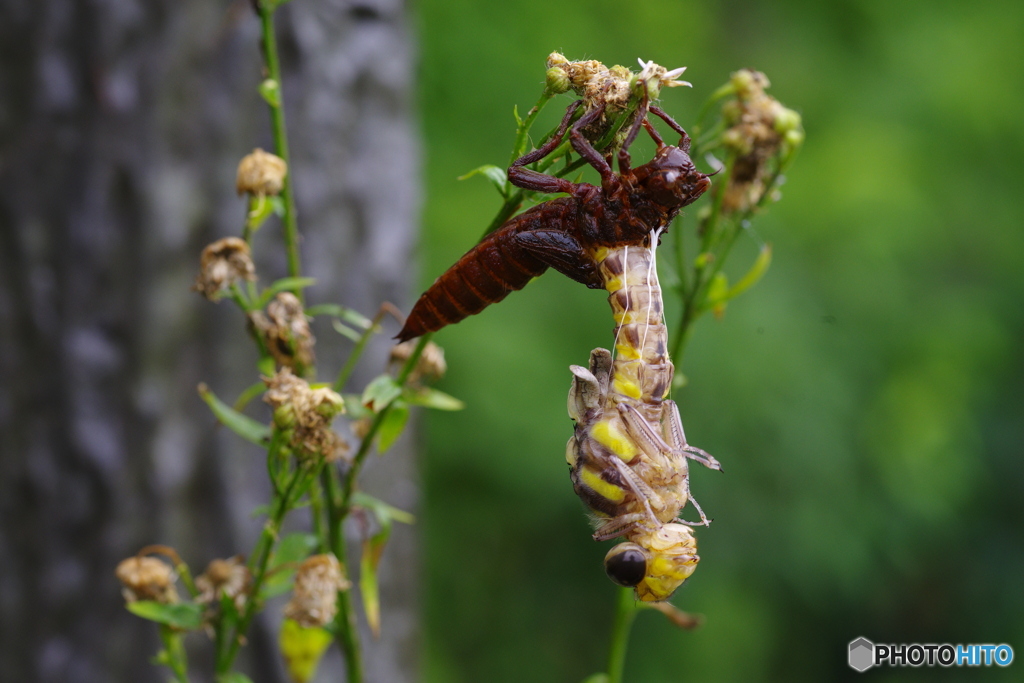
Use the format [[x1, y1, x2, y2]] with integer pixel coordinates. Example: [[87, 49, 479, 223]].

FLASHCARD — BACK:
[[606, 588, 639, 683], [257, 1, 303, 293]]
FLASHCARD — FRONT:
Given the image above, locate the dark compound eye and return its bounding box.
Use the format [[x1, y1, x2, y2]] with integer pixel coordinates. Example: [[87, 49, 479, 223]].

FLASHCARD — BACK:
[[604, 545, 647, 587]]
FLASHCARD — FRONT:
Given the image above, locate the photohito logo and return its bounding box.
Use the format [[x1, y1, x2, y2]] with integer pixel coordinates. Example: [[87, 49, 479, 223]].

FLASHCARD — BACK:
[[848, 637, 1014, 672]]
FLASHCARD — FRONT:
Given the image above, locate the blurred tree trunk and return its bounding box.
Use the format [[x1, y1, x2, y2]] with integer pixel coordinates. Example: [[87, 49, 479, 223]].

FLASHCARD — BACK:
[[0, 1, 420, 681]]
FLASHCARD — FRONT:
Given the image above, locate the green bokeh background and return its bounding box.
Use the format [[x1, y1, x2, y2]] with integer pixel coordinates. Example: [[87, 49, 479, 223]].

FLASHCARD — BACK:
[[413, 1, 1024, 680]]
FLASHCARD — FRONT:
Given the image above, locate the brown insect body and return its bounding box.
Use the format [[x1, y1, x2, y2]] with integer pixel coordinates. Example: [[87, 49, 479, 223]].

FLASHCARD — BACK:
[[397, 101, 711, 342]]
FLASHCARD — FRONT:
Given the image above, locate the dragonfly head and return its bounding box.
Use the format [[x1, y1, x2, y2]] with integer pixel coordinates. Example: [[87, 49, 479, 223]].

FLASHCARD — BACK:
[[632, 146, 711, 211], [604, 522, 699, 601]]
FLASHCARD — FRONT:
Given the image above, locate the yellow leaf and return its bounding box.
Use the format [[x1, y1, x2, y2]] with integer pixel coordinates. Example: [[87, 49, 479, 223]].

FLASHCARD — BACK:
[[279, 618, 333, 683]]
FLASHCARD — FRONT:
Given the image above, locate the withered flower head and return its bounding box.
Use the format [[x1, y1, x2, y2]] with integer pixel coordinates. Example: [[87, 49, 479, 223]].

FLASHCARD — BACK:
[[389, 339, 447, 385], [546, 53, 631, 114], [718, 69, 804, 214], [236, 148, 288, 197], [264, 368, 347, 462], [284, 554, 351, 628], [250, 292, 316, 373], [194, 237, 256, 300], [116, 556, 179, 604], [196, 556, 251, 611]]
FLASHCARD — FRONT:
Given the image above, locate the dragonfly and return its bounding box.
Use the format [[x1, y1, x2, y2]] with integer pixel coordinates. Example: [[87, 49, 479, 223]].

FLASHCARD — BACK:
[[399, 70, 719, 601]]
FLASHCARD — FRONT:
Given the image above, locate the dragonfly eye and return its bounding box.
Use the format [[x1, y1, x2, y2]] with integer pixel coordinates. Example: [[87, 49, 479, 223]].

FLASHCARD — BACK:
[[604, 543, 647, 587]]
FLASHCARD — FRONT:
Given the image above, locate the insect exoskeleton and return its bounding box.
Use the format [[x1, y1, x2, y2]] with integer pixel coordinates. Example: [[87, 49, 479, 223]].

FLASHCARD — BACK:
[[604, 523, 699, 602]]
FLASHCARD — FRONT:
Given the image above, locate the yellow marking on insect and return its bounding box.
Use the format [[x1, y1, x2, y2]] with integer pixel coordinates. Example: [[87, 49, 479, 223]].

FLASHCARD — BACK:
[[592, 246, 610, 262], [590, 419, 639, 460], [614, 342, 640, 360], [604, 275, 623, 293], [612, 375, 642, 400], [579, 466, 627, 503]]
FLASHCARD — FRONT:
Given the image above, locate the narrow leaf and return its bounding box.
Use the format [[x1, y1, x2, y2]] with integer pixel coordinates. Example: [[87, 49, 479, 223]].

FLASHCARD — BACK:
[[304, 303, 373, 330], [126, 601, 204, 630], [198, 383, 270, 446], [359, 542, 382, 638], [404, 387, 465, 411], [352, 491, 415, 526], [257, 277, 318, 308], [725, 243, 772, 300], [332, 319, 362, 342], [376, 404, 409, 453], [457, 164, 509, 197], [361, 375, 402, 411], [362, 529, 392, 636]]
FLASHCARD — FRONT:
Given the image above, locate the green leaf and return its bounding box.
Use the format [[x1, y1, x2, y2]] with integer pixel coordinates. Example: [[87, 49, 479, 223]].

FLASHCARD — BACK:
[[258, 356, 277, 376], [342, 394, 373, 421], [403, 387, 465, 411], [360, 537, 384, 637], [279, 618, 333, 683], [361, 375, 402, 411], [581, 675, 610, 683], [258, 78, 281, 108], [269, 195, 285, 217], [377, 404, 409, 453], [198, 383, 271, 446], [352, 491, 415, 525], [218, 673, 256, 683], [725, 243, 772, 300], [458, 164, 509, 197], [257, 277, 318, 308], [246, 194, 276, 232], [332, 319, 362, 343], [704, 271, 730, 317], [275, 532, 320, 566], [304, 303, 373, 330], [233, 380, 268, 413], [263, 532, 319, 598], [126, 601, 203, 630]]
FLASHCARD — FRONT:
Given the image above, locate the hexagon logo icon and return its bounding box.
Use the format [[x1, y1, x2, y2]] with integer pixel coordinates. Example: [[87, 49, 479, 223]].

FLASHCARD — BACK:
[[849, 637, 875, 672]]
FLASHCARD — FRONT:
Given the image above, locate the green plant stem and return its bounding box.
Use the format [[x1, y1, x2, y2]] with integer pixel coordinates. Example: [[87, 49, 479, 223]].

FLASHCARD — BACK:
[[606, 588, 639, 683], [257, 1, 303, 293], [333, 307, 387, 393], [318, 333, 432, 682], [509, 90, 555, 167], [482, 95, 643, 237], [217, 460, 313, 674], [340, 333, 430, 510], [322, 466, 364, 683], [160, 624, 190, 683], [670, 155, 736, 364]]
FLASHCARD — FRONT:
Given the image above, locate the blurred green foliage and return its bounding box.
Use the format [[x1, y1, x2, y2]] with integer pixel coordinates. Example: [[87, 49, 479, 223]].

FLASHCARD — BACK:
[[415, 0, 1024, 680]]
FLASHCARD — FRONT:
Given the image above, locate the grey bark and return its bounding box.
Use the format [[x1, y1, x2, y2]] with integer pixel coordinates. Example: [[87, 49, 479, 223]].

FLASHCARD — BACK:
[[0, 1, 420, 681]]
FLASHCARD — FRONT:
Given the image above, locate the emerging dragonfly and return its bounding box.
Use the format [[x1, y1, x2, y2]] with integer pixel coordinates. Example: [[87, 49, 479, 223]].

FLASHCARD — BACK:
[[399, 63, 719, 601]]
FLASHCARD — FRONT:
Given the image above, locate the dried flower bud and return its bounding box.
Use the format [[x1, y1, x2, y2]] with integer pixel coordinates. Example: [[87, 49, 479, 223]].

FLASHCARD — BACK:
[[264, 369, 348, 462], [716, 69, 804, 214], [250, 292, 316, 373], [236, 148, 287, 197], [193, 237, 256, 300], [545, 67, 571, 95], [196, 556, 251, 611], [284, 554, 350, 628], [389, 340, 447, 385], [116, 556, 179, 604]]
